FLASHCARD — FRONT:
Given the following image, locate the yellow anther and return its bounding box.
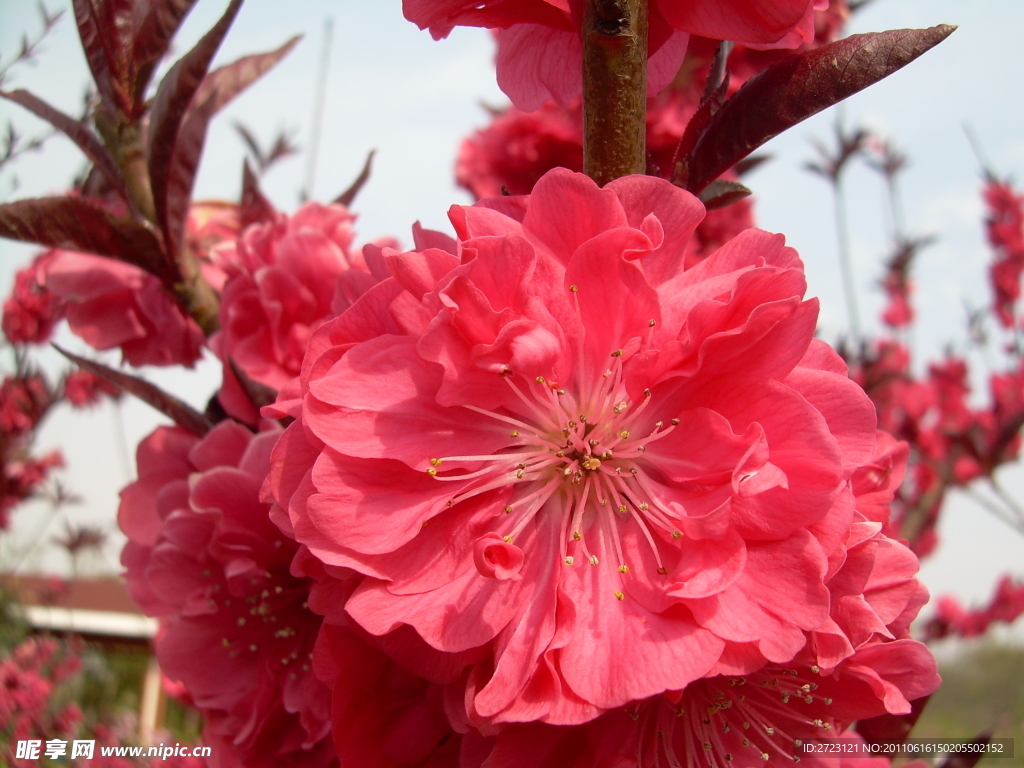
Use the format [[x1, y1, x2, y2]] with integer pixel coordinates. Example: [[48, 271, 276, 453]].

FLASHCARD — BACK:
[[638, 502, 649, 511], [581, 456, 602, 471], [572, 530, 582, 541], [810, 665, 820, 674], [658, 567, 668, 575], [637, 445, 646, 452], [422, 520, 429, 527], [618, 505, 628, 513], [704, 743, 712, 751], [824, 698, 832, 705], [579, 414, 588, 422], [557, 389, 566, 395], [618, 565, 629, 573], [509, 430, 519, 437], [516, 469, 525, 479], [611, 348, 624, 357], [589, 555, 599, 566], [618, 429, 630, 439], [221, 638, 230, 647], [630, 467, 638, 475], [238, 618, 246, 626], [589, 438, 600, 446], [564, 556, 574, 565], [671, 418, 680, 425], [568, 420, 576, 428], [555, 450, 566, 458], [430, 458, 442, 467], [504, 505, 513, 514], [536, 376, 546, 383], [671, 530, 682, 539], [648, 319, 656, 327], [503, 535, 513, 544], [654, 421, 664, 429], [427, 468, 437, 476], [614, 591, 625, 601], [569, 284, 578, 292], [644, 388, 651, 397]]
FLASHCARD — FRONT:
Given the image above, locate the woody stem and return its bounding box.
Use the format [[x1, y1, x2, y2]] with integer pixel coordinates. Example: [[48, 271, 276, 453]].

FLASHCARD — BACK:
[[582, 0, 648, 185]]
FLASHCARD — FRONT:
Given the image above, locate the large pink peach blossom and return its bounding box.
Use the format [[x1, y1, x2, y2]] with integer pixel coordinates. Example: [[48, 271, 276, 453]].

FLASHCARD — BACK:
[[210, 202, 390, 422], [43, 250, 205, 367], [269, 168, 883, 727], [120, 421, 335, 768], [404, 0, 821, 110]]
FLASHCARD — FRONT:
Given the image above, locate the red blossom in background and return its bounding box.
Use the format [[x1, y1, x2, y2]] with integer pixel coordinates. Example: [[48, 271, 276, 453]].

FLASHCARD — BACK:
[[2, 250, 65, 345], [456, 88, 753, 264], [119, 421, 335, 768], [924, 576, 1024, 641], [62, 369, 121, 408], [984, 179, 1024, 328]]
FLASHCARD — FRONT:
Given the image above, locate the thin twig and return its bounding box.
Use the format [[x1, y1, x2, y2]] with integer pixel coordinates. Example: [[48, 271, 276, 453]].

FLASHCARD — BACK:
[[962, 486, 1024, 536], [833, 178, 863, 345], [300, 18, 334, 202]]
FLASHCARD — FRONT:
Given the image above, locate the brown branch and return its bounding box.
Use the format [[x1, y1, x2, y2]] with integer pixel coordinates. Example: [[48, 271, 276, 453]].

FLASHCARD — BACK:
[[582, 0, 648, 186]]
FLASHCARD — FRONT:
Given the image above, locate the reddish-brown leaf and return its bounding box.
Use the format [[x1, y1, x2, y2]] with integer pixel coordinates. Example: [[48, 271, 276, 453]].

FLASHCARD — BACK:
[[131, 0, 200, 112], [684, 25, 955, 194], [0, 197, 173, 283], [147, 0, 243, 265], [71, 0, 135, 115], [697, 179, 751, 211], [856, 694, 931, 746], [55, 345, 212, 436], [188, 36, 301, 122], [334, 150, 376, 207], [1, 89, 132, 209], [240, 161, 276, 228], [163, 36, 300, 248]]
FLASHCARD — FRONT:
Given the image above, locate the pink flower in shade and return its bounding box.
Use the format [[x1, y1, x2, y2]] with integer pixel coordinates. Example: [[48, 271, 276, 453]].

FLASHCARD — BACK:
[[2, 250, 65, 345], [42, 251, 205, 368], [269, 168, 888, 728], [187, 201, 243, 292], [404, 0, 819, 111], [456, 90, 752, 262], [210, 203, 390, 423], [119, 421, 335, 768], [312, 621, 467, 768]]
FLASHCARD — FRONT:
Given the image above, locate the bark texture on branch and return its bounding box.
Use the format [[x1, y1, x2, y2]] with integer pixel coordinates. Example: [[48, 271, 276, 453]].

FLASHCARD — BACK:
[[582, 0, 648, 185]]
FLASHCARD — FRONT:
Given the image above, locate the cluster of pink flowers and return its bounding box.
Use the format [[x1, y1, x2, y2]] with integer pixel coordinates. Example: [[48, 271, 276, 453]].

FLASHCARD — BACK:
[[120, 421, 336, 767], [0, 636, 83, 758], [3, 0, 1015, 763], [925, 575, 1024, 640]]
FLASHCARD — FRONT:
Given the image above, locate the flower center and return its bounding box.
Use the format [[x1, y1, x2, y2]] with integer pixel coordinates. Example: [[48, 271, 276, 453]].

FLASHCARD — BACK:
[[427, 348, 684, 590], [638, 667, 837, 768]]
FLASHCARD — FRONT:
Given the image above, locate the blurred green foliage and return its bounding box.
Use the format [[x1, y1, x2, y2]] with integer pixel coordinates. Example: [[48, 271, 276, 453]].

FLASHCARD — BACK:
[[913, 641, 1024, 768]]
